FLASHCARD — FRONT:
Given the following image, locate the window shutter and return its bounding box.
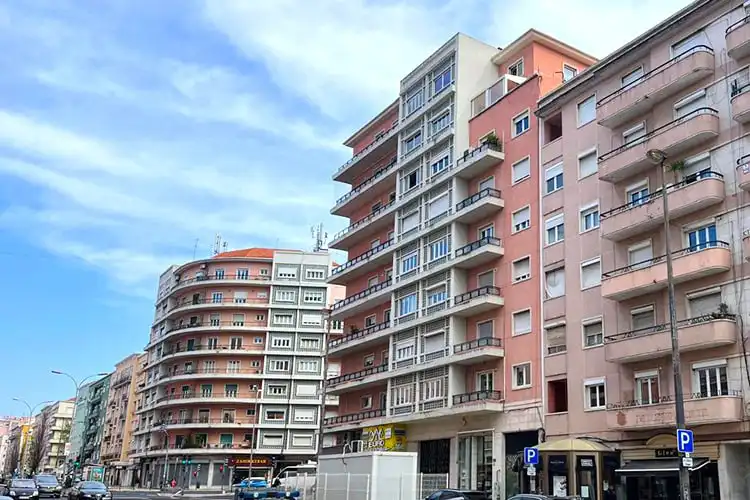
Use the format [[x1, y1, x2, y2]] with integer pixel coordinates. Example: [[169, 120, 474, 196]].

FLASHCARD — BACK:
[[428, 195, 450, 218], [546, 326, 566, 353], [478, 272, 494, 288], [478, 322, 493, 338], [424, 333, 445, 353], [632, 311, 654, 330], [688, 292, 722, 316], [545, 163, 563, 180], [629, 245, 653, 265], [579, 153, 597, 177]]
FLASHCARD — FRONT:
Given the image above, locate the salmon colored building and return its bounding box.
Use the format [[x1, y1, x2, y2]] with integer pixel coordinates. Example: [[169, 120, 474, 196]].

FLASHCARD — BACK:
[[130, 248, 343, 488], [325, 30, 594, 499]]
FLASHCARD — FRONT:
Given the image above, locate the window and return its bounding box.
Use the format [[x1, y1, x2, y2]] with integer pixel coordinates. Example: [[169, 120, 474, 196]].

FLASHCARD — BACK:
[[301, 313, 322, 326], [400, 251, 418, 274], [210, 314, 220, 326], [361, 395, 373, 409], [265, 410, 286, 421], [628, 241, 653, 269], [259, 268, 269, 276], [581, 259, 601, 289], [545, 268, 565, 299], [428, 193, 450, 219], [274, 313, 294, 325], [392, 384, 414, 406], [400, 210, 420, 233], [428, 237, 449, 261], [477, 320, 493, 339], [512, 157, 530, 183], [512, 309, 532, 335], [262, 433, 284, 447], [434, 67, 452, 94], [234, 291, 248, 304], [403, 167, 420, 191], [299, 337, 320, 350], [635, 371, 660, 405], [212, 292, 223, 304], [405, 88, 424, 115], [397, 294, 417, 317], [215, 268, 225, 279], [687, 290, 722, 317], [430, 152, 451, 176], [546, 325, 566, 355], [687, 223, 717, 251], [583, 320, 603, 347], [478, 270, 494, 288], [562, 64, 578, 82], [227, 360, 241, 373], [477, 371, 494, 391], [394, 340, 416, 361], [422, 378, 445, 401], [674, 90, 707, 119], [267, 384, 287, 396], [512, 207, 531, 232], [305, 269, 325, 280], [671, 31, 705, 57], [276, 290, 295, 303], [294, 408, 316, 423], [363, 354, 375, 367], [229, 337, 242, 349], [236, 268, 249, 279], [545, 163, 563, 194], [545, 214, 564, 245], [623, 122, 647, 145], [512, 111, 530, 137], [271, 337, 291, 349], [631, 306, 655, 330], [404, 131, 423, 154], [257, 291, 267, 299], [577, 95, 596, 126], [621, 66, 644, 89], [508, 59, 524, 76], [292, 434, 314, 447], [204, 360, 216, 372], [580, 204, 600, 232], [512, 363, 532, 389], [303, 289, 324, 303], [295, 383, 318, 397], [585, 379, 606, 410], [277, 266, 297, 279], [479, 224, 494, 240], [298, 359, 319, 373], [692, 361, 728, 397], [270, 360, 290, 371], [254, 337, 264, 344], [578, 150, 598, 178], [431, 112, 450, 135], [627, 182, 650, 206], [683, 152, 712, 178], [513, 257, 531, 282], [231, 313, 245, 326], [479, 177, 494, 191]]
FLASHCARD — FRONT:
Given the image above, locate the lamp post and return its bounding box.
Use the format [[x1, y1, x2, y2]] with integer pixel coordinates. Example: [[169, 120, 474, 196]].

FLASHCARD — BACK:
[[646, 149, 691, 500], [158, 424, 169, 490], [51, 370, 109, 473], [12, 398, 53, 476]]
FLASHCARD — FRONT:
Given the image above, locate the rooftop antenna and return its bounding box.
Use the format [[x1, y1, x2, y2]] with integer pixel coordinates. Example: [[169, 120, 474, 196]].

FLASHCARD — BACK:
[[213, 233, 223, 256], [311, 223, 327, 252], [192, 238, 199, 260]]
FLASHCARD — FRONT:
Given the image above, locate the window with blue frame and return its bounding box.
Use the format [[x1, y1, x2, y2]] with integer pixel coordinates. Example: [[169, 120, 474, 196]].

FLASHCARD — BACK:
[[431, 112, 450, 135], [400, 252, 419, 274], [434, 68, 452, 94], [404, 131, 423, 154], [429, 238, 449, 261], [687, 224, 717, 251], [431, 155, 450, 176], [426, 286, 447, 306], [398, 294, 418, 316]]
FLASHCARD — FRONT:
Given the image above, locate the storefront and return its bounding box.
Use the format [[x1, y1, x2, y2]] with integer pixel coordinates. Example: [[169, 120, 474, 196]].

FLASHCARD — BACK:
[[617, 434, 720, 500], [533, 437, 620, 499], [229, 456, 272, 482], [457, 432, 493, 493], [362, 424, 407, 452]]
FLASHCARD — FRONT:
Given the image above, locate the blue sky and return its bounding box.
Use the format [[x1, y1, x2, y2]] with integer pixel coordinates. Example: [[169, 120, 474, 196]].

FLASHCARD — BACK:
[[0, 0, 690, 416]]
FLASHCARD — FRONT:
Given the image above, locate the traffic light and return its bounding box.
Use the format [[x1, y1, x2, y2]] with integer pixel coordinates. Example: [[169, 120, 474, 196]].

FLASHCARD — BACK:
[[192, 471, 197, 477], [219, 465, 224, 473], [187, 456, 192, 465], [74, 456, 80, 468]]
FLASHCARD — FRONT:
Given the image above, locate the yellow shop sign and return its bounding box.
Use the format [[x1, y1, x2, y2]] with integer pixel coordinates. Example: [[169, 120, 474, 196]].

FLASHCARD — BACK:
[[362, 424, 407, 451]]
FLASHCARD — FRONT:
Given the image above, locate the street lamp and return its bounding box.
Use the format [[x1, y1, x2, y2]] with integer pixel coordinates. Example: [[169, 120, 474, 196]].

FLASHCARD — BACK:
[[12, 398, 53, 476], [51, 370, 109, 471], [646, 148, 691, 500]]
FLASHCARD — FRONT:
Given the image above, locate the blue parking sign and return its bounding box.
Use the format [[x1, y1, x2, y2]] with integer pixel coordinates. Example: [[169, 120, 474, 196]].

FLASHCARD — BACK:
[[524, 447, 539, 465], [676, 429, 694, 454]]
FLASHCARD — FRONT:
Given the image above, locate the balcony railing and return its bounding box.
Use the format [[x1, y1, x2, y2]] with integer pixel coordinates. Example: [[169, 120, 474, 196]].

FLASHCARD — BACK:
[[455, 188, 502, 212], [597, 46, 714, 107], [602, 241, 730, 280], [154, 391, 260, 404], [324, 409, 385, 426], [452, 390, 504, 405], [334, 159, 397, 207], [159, 367, 262, 380], [454, 286, 502, 306], [154, 418, 258, 427], [326, 364, 388, 387], [453, 337, 502, 354], [164, 320, 267, 335], [607, 390, 742, 411], [332, 279, 392, 311], [456, 142, 503, 168], [328, 321, 390, 348], [604, 313, 735, 343], [335, 122, 399, 178], [162, 344, 264, 357], [169, 297, 269, 313], [601, 170, 723, 219], [172, 274, 271, 291], [331, 239, 393, 277], [455, 236, 501, 258], [330, 199, 396, 242]]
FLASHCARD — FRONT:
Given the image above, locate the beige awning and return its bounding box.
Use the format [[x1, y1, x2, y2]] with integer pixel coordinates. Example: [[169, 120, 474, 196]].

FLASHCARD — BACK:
[[536, 438, 614, 453]]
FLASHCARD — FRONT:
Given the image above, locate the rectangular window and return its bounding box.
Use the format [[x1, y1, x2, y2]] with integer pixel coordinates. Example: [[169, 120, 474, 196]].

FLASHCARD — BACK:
[[392, 384, 414, 406], [577, 95, 596, 126], [478, 270, 494, 288], [262, 433, 284, 447], [479, 224, 494, 240], [628, 241, 654, 269], [508, 59, 524, 76], [214, 269, 225, 279], [585, 380, 606, 409], [277, 266, 297, 279], [623, 122, 647, 145], [404, 131, 423, 154], [363, 353, 375, 367], [545, 214, 565, 245], [405, 88, 424, 115], [545, 163, 563, 194], [512, 363, 532, 389], [298, 359, 319, 373], [267, 384, 287, 396], [513, 257, 531, 282], [434, 67, 452, 94], [627, 182, 650, 206], [477, 371, 494, 391], [581, 259, 601, 289], [512, 309, 532, 335], [477, 320, 493, 339], [299, 337, 320, 350], [512, 157, 531, 183], [236, 268, 249, 279], [546, 325, 566, 355], [635, 371, 660, 405], [578, 151, 598, 178], [229, 337, 242, 349], [674, 90, 707, 119], [397, 294, 417, 317], [580, 204, 600, 232], [303, 289, 324, 303], [428, 238, 449, 261], [688, 291, 722, 317], [400, 210, 420, 233], [293, 408, 315, 423], [562, 64, 578, 82], [686, 223, 717, 251], [583, 320, 603, 347], [271, 337, 292, 348], [212, 292, 223, 304], [512, 112, 530, 137], [512, 207, 531, 232], [545, 268, 565, 299], [426, 284, 448, 306], [692, 362, 728, 397], [270, 360, 290, 371], [227, 360, 241, 373], [305, 269, 325, 280], [621, 66, 644, 88], [479, 177, 494, 191], [274, 314, 294, 325], [431, 112, 450, 135], [233, 291, 248, 304], [394, 340, 416, 361], [428, 194, 450, 219], [430, 153, 450, 176], [301, 313, 322, 326], [400, 251, 419, 274], [276, 290, 296, 303], [265, 410, 285, 421], [671, 31, 705, 57]]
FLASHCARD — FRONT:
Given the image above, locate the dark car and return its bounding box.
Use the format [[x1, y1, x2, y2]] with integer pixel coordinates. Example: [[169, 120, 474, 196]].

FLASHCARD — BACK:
[[7, 479, 38, 500], [425, 490, 489, 500], [34, 476, 61, 498], [66, 482, 110, 500], [508, 496, 583, 500]]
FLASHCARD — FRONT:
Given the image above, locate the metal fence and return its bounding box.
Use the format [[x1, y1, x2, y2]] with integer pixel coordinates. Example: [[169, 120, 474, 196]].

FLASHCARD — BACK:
[[279, 472, 448, 500]]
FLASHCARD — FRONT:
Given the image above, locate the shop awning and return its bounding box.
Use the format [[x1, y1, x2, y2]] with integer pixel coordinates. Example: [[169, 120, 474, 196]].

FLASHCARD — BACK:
[[616, 458, 710, 474], [536, 437, 614, 453]]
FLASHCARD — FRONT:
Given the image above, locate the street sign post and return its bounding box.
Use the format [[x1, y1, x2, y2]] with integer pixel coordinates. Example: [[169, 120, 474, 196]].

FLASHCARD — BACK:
[[676, 429, 694, 454], [524, 447, 539, 493]]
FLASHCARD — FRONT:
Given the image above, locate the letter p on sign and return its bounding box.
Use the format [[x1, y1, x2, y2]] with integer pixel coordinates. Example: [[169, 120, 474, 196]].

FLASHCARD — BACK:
[[677, 429, 694, 454]]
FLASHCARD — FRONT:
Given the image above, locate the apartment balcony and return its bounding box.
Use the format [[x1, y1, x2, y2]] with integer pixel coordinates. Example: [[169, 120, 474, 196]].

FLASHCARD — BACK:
[[328, 239, 394, 284], [453, 236, 505, 268], [731, 84, 750, 124], [333, 123, 399, 184], [160, 344, 264, 362], [132, 442, 314, 458], [326, 364, 388, 392], [164, 297, 270, 320], [330, 279, 392, 319], [598, 108, 720, 183], [597, 46, 715, 129], [141, 392, 263, 412], [739, 159, 750, 191], [604, 314, 736, 363], [323, 409, 385, 429], [147, 321, 268, 349], [606, 392, 743, 431], [150, 367, 264, 387], [600, 171, 725, 241], [151, 418, 259, 432], [453, 188, 504, 224], [602, 242, 731, 300], [331, 159, 398, 217], [452, 390, 505, 412], [329, 200, 397, 250], [454, 142, 505, 180], [170, 274, 272, 295], [726, 16, 750, 60], [452, 337, 504, 364], [328, 320, 391, 354], [451, 286, 504, 316]]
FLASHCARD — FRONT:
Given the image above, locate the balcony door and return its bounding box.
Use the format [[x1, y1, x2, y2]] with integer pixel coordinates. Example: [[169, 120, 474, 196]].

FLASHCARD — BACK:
[[686, 224, 717, 250], [635, 371, 660, 405], [477, 371, 494, 392]]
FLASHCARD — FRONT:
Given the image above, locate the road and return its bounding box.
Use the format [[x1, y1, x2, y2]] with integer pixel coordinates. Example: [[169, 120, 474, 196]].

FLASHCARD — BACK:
[[103, 489, 232, 500]]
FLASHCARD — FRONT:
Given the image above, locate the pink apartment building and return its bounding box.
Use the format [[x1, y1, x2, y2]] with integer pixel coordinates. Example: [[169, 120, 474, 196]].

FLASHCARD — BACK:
[[325, 31, 593, 498], [535, 0, 750, 498], [131, 248, 343, 488]]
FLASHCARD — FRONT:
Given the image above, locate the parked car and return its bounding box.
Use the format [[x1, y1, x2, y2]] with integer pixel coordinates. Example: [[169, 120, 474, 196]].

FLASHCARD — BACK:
[[508, 495, 583, 500], [34, 476, 62, 498], [425, 490, 489, 500], [7, 479, 38, 500], [66, 482, 110, 500]]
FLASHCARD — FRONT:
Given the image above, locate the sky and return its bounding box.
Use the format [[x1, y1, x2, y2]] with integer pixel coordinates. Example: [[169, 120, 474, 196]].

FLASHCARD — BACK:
[[0, 0, 692, 416]]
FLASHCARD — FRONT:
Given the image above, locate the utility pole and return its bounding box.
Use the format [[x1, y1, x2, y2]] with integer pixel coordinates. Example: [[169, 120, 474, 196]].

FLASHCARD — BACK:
[[647, 149, 691, 500], [317, 308, 334, 457]]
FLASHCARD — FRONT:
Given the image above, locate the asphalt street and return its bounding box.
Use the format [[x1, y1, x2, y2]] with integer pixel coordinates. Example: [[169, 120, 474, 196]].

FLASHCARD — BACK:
[[103, 490, 233, 500]]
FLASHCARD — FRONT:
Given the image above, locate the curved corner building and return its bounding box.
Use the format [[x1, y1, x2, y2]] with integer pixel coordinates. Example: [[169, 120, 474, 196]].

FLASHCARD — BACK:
[[130, 248, 343, 487]]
